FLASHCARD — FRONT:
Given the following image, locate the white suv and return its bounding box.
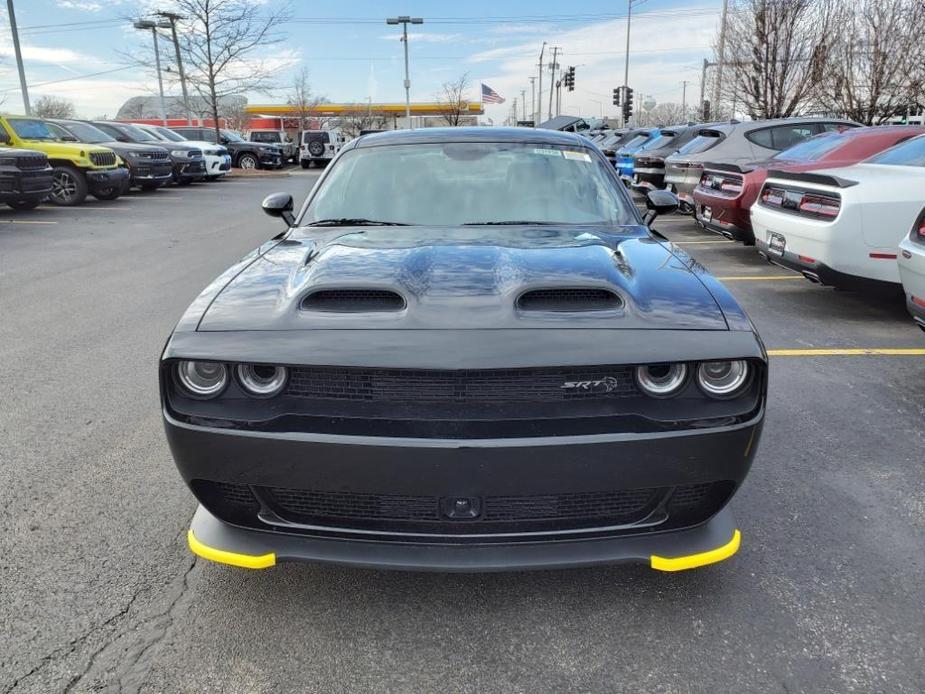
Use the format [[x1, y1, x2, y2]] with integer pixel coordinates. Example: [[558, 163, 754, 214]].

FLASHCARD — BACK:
[[300, 128, 345, 168]]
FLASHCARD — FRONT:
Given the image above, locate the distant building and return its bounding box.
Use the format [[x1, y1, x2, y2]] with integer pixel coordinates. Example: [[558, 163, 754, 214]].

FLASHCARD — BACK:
[[116, 95, 247, 120]]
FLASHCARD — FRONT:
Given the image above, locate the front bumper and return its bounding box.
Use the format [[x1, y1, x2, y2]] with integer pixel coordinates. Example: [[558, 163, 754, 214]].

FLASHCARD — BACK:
[[129, 161, 173, 185], [187, 502, 741, 572], [0, 167, 54, 199], [165, 406, 762, 571], [174, 159, 207, 181], [258, 151, 282, 168], [86, 167, 130, 192]]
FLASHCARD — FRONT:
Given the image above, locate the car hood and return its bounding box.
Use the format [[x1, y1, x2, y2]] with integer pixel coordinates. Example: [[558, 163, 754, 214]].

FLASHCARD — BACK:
[[20, 140, 112, 157], [197, 226, 728, 331], [98, 141, 167, 155]]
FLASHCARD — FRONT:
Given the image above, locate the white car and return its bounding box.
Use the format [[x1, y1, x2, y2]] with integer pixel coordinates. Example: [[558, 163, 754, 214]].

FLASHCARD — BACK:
[[898, 214, 925, 330], [136, 125, 232, 180], [752, 134, 925, 293], [299, 128, 345, 168]]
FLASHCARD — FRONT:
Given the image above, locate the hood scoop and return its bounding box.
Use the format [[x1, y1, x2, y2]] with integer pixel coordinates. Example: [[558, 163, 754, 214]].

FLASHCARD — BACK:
[[517, 288, 622, 312], [301, 289, 406, 313]]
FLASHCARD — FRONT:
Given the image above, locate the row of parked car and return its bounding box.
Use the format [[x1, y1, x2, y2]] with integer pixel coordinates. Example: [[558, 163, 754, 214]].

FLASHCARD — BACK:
[[0, 116, 288, 208], [589, 119, 925, 331]]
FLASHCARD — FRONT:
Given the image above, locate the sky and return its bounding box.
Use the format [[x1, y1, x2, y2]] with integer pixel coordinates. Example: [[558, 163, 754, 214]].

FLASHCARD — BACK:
[[0, 0, 723, 122]]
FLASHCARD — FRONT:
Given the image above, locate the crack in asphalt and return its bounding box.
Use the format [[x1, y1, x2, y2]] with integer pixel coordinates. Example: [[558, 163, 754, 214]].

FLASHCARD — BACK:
[[60, 550, 198, 693]]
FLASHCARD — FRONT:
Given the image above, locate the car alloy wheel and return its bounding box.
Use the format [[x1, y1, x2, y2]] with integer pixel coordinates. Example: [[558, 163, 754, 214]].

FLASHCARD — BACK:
[[239, 154, 258, 169], [50, 165, 88, 206]]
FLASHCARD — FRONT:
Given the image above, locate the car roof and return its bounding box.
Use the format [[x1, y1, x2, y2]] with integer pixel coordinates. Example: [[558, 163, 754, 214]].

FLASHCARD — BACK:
[[349, 127, 589, 149]]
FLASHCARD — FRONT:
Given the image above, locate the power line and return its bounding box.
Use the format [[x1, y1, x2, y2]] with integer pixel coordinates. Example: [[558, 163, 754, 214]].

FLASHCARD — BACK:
[[0, 65, 135, 93]]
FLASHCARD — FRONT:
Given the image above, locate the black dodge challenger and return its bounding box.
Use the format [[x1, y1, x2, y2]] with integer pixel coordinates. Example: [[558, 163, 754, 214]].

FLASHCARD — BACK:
[[162, 127, 766, 572]]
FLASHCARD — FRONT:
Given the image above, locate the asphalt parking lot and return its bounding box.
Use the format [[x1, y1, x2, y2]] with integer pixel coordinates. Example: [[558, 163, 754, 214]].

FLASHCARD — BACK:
[[2, 176, 924, 694]]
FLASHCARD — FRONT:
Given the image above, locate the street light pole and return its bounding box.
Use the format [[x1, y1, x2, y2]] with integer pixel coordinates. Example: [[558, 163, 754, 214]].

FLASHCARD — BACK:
[[156, 12, 193, 126], [135, 20, 168, 125], [7, 0, 31, 116], [547, 46, 559, 120], [536, 42, 546, 125], [387, 16, 423, 128]]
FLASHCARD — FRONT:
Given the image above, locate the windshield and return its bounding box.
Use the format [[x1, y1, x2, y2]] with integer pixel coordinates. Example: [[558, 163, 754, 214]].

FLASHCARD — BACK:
[[618, 134, 651, 153], [220, 129, 245, 143], [8, 119, 58, 141], [774, 132, 846, 161], [56, 121, 111, 144], [303, 142, 634, 227], [152, 127, 187, 142], [676, 133, 723, 156], [866, 135, 925, 167], [637, 132, 677, 152], [118, 124, 159, 142]]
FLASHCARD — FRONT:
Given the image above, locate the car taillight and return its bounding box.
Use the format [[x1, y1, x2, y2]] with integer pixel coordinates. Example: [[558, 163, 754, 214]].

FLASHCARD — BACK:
[[761, 187, 785, 206], [720, 178, 743, 194], [798, 193, 840, 218], [916, 215, 925, 242]]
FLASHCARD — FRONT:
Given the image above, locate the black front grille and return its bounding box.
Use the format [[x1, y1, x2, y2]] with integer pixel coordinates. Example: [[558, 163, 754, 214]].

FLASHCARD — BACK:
[[16, 155, 47, 169], [265, 485, 660, 534], [518, 288, 622, 311], [286, 365, 637, 403], [301, 289, 405, 312], [89, 151, 117, 167], [191, 480, 734, 540]]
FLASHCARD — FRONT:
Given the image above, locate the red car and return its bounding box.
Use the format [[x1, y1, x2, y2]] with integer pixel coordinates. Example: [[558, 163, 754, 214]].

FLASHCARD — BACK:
[[692, 125, 925, 245]]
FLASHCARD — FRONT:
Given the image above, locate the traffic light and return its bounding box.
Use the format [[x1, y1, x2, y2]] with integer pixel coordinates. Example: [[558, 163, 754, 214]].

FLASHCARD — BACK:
[[564, 66, 576, 92], [612, 87, 621, 106], [622, 87, 635, 122]]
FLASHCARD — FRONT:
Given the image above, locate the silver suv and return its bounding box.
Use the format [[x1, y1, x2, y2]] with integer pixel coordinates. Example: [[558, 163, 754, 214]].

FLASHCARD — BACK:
[[664, 117, 859, 211]]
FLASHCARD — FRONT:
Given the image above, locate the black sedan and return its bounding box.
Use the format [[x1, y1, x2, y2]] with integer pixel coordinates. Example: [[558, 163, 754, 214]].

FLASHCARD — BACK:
[[161, 127, 766, 572]]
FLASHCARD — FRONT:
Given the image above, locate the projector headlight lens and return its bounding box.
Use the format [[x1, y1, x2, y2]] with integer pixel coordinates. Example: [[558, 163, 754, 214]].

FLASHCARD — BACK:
[[237, 364, 288, 398], [634, 363, 688, 398], [176, 361, 227, 398], [697, 360, 749, 398]]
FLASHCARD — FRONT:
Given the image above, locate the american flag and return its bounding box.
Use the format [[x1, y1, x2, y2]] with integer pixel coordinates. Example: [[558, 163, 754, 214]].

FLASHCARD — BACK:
[[481, 83, 505, 104]]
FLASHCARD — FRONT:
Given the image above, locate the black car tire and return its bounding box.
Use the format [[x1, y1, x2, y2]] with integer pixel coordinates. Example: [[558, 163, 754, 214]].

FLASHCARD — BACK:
[[92, 187, 122, 201], [237, 153, 258, 169], [308, 140, 324, 157], [7, 199, 42, 210], [50, 165, 88, 206], [301, 160, 311, 169]]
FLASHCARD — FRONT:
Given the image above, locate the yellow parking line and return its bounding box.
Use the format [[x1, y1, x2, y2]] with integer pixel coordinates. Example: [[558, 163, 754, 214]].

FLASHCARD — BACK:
[[768, 348, 925, 357], [0, 219, 57, 225], [717, 275, 801, 281]]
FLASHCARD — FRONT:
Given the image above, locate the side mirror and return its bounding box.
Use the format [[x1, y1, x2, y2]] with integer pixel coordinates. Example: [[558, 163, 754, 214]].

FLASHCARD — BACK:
[[643, 189, 679, 226], [262, 192, 295, 227]]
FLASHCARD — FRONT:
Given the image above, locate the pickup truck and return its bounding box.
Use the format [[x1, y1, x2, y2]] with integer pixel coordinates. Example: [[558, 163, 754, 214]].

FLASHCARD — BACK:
[[0, 116, 128, 206], [0, 148, 54, 210]]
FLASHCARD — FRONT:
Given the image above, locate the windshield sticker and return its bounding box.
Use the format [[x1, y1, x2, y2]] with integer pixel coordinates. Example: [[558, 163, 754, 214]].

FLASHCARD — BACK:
[[532, 148, 562, 157], [563, 150, 592, 162]]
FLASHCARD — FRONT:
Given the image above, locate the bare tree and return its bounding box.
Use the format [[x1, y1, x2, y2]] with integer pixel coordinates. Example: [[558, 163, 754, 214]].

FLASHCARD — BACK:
[[818, 0, 925, 124], [436, 73, 471, 126], [636, 103, 691, 127], [287, 67, 322, 131], [221, 98, 251, 133], [721, 0, 838, 119], [338, 106, 388, 138], [169, 0, 291, 141], [33, 95, 76, 119]]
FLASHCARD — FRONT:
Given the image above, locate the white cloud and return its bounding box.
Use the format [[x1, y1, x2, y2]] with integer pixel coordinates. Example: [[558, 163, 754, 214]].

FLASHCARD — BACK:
[[55, 0, 106, 10]]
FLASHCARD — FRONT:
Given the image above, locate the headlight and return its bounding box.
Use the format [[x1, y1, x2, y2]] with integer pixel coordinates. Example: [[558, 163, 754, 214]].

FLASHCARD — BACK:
[[176, 361, 227, 398], [634, 363, 688, 398], [696, 360, 749, 398], [237, 364, 288, 397], [170, 149, 190, 158]]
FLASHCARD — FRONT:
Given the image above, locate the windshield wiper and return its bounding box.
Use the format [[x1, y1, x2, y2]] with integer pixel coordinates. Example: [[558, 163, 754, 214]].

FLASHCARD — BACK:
[[463, 220, 559, 225], [307, 218, 408, 227]]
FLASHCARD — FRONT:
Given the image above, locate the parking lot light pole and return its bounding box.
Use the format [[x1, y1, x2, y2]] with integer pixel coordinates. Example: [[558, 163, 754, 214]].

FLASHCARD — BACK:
[[7, 0, 31, 116], [134, 20, 168, 125], [387, 16, 423, 128], [155, 12, 193, 126]]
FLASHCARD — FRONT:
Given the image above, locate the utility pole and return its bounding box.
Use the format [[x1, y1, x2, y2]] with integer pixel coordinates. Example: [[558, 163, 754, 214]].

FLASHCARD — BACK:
[[155, 12, 193, 126], [681, 80, 689, 119], [712, 0, 729, 116], [134, 20, 168, 125], [7, 0, 31, 116], [521, 89, 526, 120], [536, 42, 546, 125], [529, 76, 536, 124], [547, 46, 559, 120], [387, 15, 424, 128]]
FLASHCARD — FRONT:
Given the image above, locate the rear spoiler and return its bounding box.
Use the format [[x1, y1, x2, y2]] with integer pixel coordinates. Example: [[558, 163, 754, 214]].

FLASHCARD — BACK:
[[703, 162, 755, 174], [766, 169, 858, 188]]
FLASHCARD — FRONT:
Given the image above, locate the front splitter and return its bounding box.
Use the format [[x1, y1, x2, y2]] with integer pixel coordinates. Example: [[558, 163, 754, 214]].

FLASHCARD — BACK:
[[187, 504, 741, 573]]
